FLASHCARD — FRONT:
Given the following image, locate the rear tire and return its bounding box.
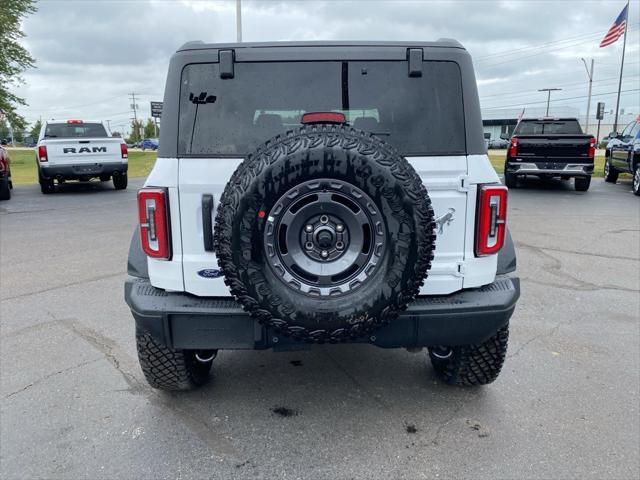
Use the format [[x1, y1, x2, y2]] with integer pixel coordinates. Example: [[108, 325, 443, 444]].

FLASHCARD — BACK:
[[604, 157, 618, 183], [633, 164, 640, 196], [39, 173, 55, 194], [504, 171, 517, 188], [136, 332, 214, 391], [0, 177, 10, 200], [429, 325, 509, 386], [575, 176, 591, 192], [113, 174, 128, 190]]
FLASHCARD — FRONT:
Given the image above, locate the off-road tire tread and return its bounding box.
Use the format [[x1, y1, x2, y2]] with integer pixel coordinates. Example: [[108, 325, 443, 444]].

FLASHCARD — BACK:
[[136, 332, 211, 391], [214, 125, 436, 343], [429, 325, 509, 386]]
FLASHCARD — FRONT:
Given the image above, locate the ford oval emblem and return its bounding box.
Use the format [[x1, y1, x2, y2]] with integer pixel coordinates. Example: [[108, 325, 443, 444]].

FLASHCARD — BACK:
[[197, 268, 224, 279]]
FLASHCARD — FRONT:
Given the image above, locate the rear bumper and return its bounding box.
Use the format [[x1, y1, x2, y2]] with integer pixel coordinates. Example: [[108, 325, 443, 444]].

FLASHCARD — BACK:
[[506, 161, 593, 176], [124, 274, 520, 350], [40, 162, 128, 180]]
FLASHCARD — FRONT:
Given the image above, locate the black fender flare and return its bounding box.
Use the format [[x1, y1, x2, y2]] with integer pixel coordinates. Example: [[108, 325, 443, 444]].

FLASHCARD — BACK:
[[127, 228, 148, 278], [497, 228, 516, 275]]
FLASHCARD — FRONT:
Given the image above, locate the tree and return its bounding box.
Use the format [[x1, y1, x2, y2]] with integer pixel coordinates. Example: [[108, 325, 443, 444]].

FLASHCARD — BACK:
[[130, 119, 144, 142], [29, 118, 42, 139], [0, 0, 37, 131], [0, 119, 10, 140], [143, 118, 157, 139]]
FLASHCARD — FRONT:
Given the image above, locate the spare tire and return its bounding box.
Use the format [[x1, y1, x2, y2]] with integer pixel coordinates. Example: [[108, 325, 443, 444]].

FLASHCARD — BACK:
[[214, 125, 436, 342]]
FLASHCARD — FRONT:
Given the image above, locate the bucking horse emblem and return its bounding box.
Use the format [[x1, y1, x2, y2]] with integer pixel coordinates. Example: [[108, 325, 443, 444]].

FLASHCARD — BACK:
[[435, 208, 456, 235]]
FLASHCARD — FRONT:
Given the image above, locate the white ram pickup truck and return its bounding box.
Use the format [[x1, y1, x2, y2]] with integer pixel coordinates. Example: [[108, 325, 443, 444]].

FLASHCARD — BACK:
[[36, 119, 128, 194]]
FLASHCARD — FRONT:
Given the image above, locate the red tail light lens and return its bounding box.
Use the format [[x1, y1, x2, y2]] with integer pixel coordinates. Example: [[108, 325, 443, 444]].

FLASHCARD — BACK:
[[138, 188, 171, 259], [588, 136, 596, 158], [475, 185, 508, 256], [38, 145, 48, 162], [67, 119, 83, 124], [120, 143, 128, 159], [509, 137, 518, 157], [301, 112, 347, 125]]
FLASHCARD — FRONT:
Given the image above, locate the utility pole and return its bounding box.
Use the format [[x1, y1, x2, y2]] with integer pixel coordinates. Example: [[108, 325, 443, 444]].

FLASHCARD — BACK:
[[613, 1, 629, 133], [236, 0, 242, 42], [538, 88, 562, 116], [129, 92, 139, 140], [581, 58, 594, 133], [105, 119, 111, 133]]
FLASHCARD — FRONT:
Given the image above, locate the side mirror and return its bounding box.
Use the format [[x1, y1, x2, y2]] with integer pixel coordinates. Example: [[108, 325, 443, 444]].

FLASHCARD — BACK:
[[608, 132, 619, 139]]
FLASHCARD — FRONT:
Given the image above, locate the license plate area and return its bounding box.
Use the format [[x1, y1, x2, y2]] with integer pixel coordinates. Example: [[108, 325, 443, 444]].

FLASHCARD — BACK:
[[73, 164, 102, 174]]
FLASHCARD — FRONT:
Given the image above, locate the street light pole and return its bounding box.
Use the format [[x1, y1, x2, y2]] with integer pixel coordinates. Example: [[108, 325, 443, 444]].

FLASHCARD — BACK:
[[581, 58, 594, 133], [538, 88, 562, 116], [236, 0, 242, 43]]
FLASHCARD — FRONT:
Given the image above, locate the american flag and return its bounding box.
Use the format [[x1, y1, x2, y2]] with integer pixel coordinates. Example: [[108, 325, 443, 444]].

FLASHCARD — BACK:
[[599, 4, 628, 48]]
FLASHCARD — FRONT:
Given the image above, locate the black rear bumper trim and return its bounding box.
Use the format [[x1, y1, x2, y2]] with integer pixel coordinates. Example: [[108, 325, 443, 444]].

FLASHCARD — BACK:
[[125, 275, 520, 350]]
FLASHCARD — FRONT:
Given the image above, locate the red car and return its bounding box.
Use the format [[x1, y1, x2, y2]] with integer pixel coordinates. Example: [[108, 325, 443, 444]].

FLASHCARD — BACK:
[[0, 145, 12, 200]]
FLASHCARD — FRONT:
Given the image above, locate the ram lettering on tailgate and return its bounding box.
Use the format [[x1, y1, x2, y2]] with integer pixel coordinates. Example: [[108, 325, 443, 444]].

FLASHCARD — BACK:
[[63, 147, 107, 153]]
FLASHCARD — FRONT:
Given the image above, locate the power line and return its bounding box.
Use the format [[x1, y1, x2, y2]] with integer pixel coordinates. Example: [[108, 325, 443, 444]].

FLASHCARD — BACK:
[[481, 88, 640, 111], [479, 74, 640, 100], [476, 24, 640, 69], [475, 23, 640, 63]]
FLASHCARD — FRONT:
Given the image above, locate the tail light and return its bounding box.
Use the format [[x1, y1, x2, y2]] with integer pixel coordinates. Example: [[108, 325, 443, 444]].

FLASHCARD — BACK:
[[138, 188, 171, 259], [509, 137, 518, 158], [38, 145, 48, 162], [67, 119, 83, 124], [588, 136, 596, 158], [120, 143, 128, 159], [475, 185, 508, 256]]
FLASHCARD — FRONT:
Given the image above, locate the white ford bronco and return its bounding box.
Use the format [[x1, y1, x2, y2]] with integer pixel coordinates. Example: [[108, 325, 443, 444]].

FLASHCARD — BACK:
[[125, 41, 520, 391], [36, 119, 128, 193]]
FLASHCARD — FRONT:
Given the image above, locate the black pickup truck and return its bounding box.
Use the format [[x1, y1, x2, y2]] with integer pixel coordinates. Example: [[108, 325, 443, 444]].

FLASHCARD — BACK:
[[504, 118, 596, 191]]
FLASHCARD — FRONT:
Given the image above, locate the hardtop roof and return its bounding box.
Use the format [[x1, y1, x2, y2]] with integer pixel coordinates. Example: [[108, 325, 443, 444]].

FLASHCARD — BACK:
[[177, 39, 466, 52]]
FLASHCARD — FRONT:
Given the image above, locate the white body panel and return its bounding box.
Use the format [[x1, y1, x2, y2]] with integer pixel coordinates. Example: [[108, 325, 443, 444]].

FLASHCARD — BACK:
[[38, 137, 126, 167], [146, 154, 501, 297]]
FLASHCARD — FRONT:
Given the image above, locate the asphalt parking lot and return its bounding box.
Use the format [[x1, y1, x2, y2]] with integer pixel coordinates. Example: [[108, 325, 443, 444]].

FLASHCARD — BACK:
[[1, 176, 639, 479]]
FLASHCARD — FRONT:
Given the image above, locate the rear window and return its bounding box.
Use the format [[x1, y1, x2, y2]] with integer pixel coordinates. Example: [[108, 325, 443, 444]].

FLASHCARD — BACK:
[[514, 120, 583, 135], [44, 123, 108, 139], [178, 61, 465, 156]]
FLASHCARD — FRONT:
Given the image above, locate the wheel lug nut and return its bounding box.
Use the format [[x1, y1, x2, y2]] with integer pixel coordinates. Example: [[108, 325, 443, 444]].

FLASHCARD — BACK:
[[336, 224, 344, 232], [321, 250, 328, 258], [305, 224, 313, 233], [320, 215, 329, 224]]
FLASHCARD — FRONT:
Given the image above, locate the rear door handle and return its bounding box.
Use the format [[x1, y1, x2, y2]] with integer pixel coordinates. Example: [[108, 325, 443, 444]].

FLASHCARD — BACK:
[[202, 194, 214, 252]]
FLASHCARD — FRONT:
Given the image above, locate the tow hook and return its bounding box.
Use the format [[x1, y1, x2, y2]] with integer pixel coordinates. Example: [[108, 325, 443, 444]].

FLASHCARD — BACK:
[[195, 350, 217, 363]]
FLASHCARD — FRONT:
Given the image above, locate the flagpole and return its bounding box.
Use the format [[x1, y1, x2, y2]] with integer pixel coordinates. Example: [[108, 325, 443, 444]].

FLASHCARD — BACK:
[[613, 1, 629, 133]]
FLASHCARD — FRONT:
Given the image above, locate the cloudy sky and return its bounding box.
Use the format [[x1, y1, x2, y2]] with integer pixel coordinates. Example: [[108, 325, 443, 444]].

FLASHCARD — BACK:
[[14, 0, 640, 134]]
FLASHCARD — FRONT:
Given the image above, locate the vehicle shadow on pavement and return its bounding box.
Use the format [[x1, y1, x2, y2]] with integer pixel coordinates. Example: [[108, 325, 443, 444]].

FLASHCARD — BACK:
[[51, 181, 122, 195], [512, 177, 580, 192]]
